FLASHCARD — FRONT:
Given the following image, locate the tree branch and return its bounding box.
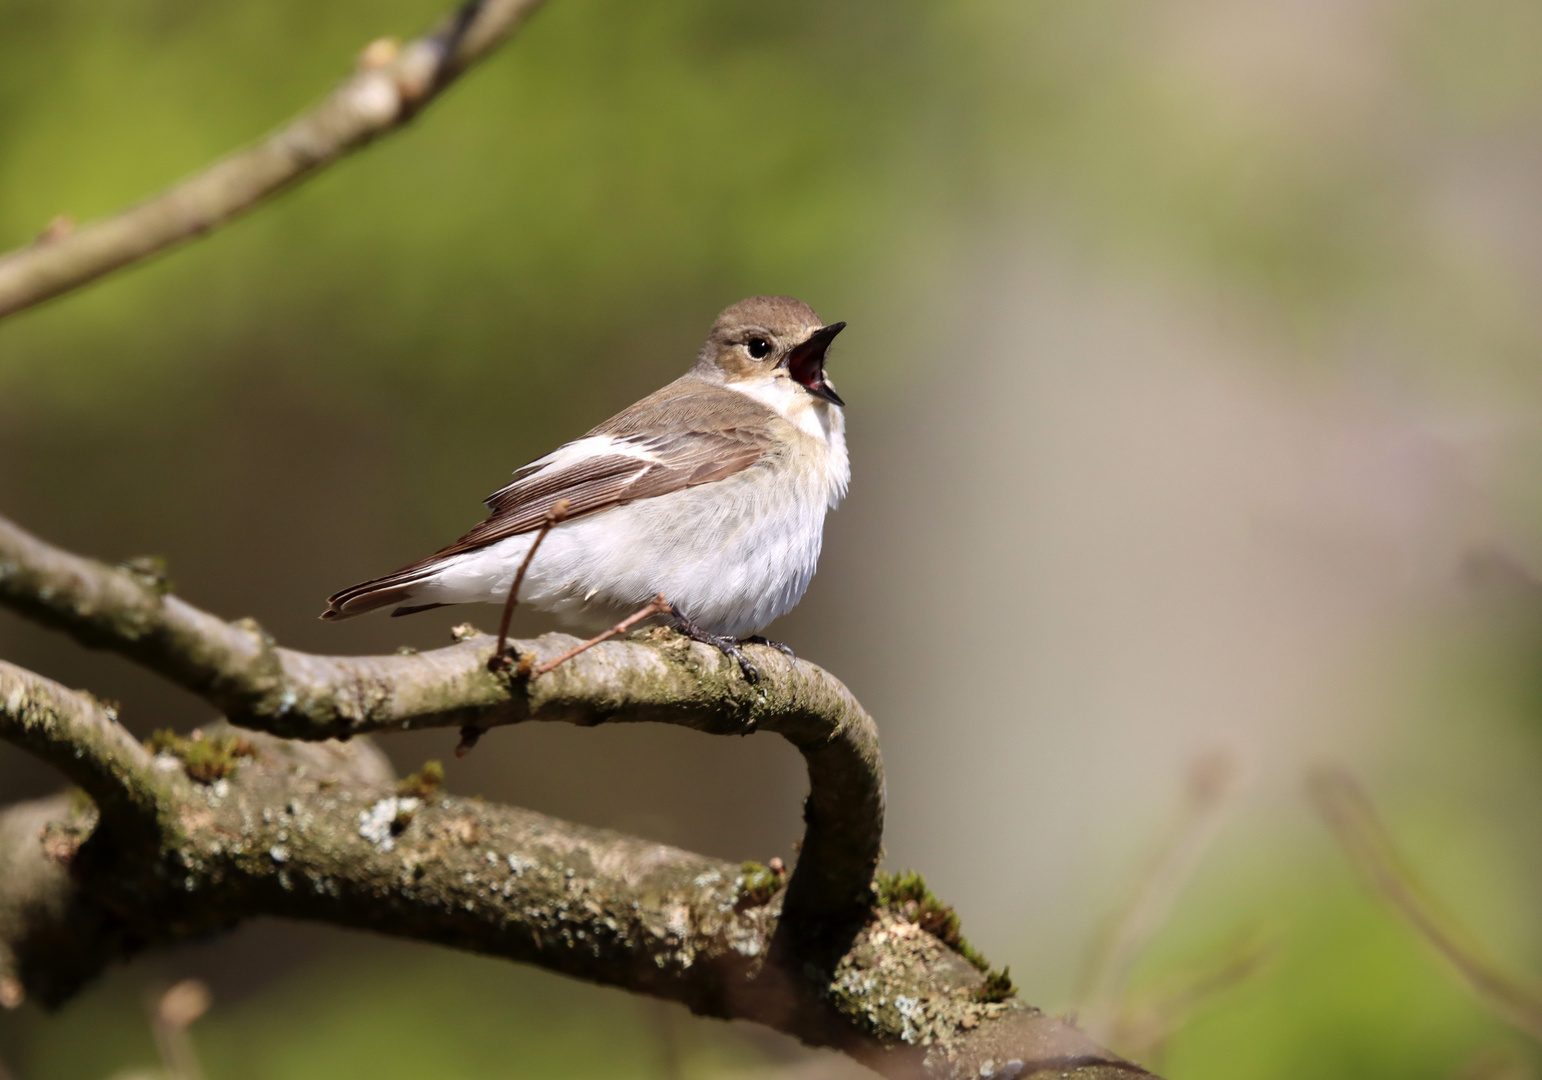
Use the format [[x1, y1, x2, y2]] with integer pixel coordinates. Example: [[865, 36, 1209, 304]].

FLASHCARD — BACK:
[[0, 728, 1142, 1079], [0, 661, 184, 835], [0, 0, 547, 320], [0, 512, 1154, 1078], [0, 513, 882, 928]]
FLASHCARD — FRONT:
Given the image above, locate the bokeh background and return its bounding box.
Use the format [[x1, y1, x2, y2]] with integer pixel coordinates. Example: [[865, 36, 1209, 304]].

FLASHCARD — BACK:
[[5, 0, 1542, 1076]]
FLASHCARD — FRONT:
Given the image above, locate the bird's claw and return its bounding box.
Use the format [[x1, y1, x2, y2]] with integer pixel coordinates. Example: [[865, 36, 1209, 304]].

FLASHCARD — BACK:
[[743, 635, 795, 660], [669, 606, 761, 684], [730, 647, 761, 684], [708, 636, 760, 684]]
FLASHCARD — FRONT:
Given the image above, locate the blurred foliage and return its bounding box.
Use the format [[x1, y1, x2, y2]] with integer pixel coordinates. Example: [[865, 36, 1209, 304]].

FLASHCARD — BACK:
[[0, 0, 944, 420], [6, 0, 1542, 1077], [1, 942, 769, 1080], [6, 0, 1541, 422], [1146, 837, 1540, 1079]]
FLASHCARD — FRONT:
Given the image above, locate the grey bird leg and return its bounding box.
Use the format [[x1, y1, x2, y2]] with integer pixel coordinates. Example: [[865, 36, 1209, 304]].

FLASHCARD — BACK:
[[490, 499, 571, 673], [743, 635, 796, 660], [669, 604, 761, 685]]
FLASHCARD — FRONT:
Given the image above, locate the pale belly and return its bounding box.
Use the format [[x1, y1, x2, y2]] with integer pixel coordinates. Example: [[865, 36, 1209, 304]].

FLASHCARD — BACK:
[[418, 461, 831, 639]]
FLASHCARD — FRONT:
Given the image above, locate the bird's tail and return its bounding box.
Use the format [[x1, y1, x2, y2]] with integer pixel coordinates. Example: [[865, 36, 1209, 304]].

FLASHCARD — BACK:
[[320, 561, 447, 621]]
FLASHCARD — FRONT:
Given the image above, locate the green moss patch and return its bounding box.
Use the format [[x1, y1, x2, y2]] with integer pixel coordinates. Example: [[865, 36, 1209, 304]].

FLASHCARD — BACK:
[[396, 760, 445, 799], [873, 869, 1015, 999], [146, 729, 259, 783], [735, 860, 785, 910]]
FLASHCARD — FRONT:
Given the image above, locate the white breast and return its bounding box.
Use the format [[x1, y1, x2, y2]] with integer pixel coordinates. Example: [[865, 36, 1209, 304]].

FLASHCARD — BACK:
[[724, 373, 849, 508]]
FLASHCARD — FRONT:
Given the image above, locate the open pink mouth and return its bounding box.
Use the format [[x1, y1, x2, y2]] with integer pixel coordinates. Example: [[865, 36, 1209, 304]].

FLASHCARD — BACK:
[[785, 322, 846, 406]]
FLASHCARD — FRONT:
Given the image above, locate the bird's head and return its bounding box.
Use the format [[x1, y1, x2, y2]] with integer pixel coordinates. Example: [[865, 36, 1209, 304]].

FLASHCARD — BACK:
[[696, 295, 846, 406]]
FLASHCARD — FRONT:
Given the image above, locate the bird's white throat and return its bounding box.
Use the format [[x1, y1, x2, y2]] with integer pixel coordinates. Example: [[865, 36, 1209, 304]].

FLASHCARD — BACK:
[[727, 374, 841, 444]]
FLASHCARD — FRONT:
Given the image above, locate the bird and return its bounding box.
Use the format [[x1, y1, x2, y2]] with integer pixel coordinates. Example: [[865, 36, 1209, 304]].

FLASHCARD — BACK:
[[321, 295, 848, 681]]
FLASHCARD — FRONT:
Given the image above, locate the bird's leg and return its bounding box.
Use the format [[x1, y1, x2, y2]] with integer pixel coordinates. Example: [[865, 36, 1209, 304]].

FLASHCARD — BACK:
[[529, 594, 671, 677], [743, 635, 795, 660], [490, 498, 570, 673], [669, 604, 761, 684]]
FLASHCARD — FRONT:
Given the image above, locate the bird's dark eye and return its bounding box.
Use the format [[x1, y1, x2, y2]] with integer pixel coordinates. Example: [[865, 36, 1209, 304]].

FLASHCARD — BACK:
[[746, 338, 771, 359]]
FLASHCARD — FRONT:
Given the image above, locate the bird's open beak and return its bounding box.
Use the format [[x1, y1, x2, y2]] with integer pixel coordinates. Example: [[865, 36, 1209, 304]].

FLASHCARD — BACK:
[[785, 321, 846, 406]]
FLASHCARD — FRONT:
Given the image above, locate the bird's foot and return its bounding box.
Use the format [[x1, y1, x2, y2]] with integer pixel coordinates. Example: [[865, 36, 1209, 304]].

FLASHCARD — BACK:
[[743, 635, 795, 660], [670, 605, 760, 684]]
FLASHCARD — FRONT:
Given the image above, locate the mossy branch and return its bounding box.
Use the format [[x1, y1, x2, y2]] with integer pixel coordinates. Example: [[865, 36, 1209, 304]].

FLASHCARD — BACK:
[[0, 661, 185, 835], [0, 512, 1154, 1079], [0, 513, 882, 929]]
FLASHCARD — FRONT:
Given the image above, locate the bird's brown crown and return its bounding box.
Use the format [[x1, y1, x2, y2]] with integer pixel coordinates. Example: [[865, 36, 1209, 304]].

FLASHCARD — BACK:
[[695, 295, 826, 381]]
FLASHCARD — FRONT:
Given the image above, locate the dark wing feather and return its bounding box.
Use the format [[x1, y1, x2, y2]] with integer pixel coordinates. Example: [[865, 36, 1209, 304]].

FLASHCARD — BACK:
[[450, 428, 769, 556], [321, 379, 781, 619], [451, 377, 783, 553]]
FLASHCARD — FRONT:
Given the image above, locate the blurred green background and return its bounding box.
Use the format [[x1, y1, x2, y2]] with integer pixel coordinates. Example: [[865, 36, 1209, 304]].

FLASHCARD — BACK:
[[5, 0, 1542, 1076]]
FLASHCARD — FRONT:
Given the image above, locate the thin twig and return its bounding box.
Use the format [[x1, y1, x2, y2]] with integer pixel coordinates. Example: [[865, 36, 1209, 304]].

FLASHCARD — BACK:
[[0, 0, 548, 320], [492, 498, 569, 670], [1309, 766, 1542, 1042], [1079, 750, 1242, 1041], [149, 980, 212, 1080], [1105, 928, 1273, 1063], [530, 594, 670, 676]]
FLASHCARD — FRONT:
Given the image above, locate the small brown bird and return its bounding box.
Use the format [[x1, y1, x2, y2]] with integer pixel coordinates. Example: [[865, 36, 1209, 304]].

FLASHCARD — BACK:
[[322, 296, 848, 678]]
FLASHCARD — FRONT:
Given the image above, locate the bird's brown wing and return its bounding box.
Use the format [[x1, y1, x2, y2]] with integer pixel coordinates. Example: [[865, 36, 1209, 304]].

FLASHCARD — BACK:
[[452, 430, 769, 553], [321, 378, 780, 618]]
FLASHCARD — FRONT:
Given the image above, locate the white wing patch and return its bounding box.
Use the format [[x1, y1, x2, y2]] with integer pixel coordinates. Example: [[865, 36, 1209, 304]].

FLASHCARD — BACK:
[[492, 435, 663, 504]]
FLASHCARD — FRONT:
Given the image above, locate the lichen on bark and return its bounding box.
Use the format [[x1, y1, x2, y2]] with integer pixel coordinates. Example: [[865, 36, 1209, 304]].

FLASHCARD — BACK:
[[0, 512, 1152, 1080]]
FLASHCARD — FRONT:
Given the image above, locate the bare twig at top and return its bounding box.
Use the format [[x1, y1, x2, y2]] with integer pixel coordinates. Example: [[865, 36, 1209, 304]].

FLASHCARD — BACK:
[[1309, 766, 1542, 1043], [0, 0, 548, 320]]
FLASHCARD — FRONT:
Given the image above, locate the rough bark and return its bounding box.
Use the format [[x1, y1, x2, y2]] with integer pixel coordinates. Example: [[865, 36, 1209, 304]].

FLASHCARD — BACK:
[[0, 513, 1152, 1079], [0, 515, 881, 930]]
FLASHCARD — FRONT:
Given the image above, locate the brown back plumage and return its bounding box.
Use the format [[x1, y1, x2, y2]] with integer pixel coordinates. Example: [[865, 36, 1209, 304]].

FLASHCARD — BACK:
[[319, 376, 785, 620]]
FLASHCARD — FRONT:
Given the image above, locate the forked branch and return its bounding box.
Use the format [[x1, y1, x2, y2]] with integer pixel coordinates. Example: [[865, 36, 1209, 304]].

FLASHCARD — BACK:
[[0, 513, 881, 927], [0, 662, 184, 835], [0, 513, 1153, 1079]]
